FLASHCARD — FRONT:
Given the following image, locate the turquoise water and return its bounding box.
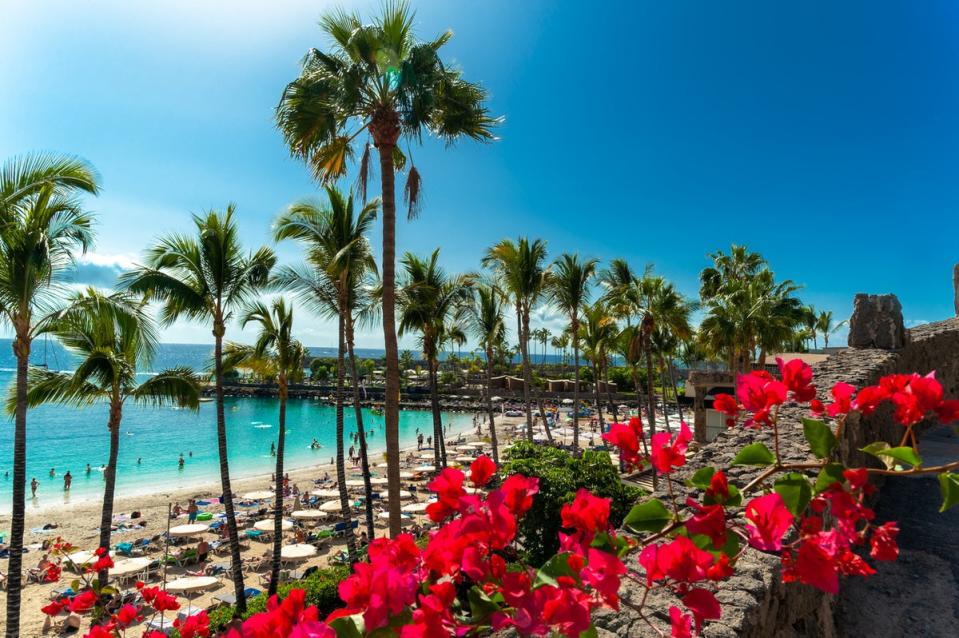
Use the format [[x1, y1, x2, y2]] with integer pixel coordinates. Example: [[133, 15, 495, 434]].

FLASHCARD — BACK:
[[0, 341, 474, 513]]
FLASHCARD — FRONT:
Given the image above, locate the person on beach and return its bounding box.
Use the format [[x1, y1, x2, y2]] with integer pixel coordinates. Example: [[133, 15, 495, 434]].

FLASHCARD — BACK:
[[178, 454, 185, 469], [63, 471, 72, 491], [270, 441, 276, 456], [417, 433, 423, 450], [348, 445, 355, 463], [427, 436, 432, 448], [196, 539, 209, 562], [172, 503, 183, 517], [31, 477, 38, 498], [187, 499, 198, 523]]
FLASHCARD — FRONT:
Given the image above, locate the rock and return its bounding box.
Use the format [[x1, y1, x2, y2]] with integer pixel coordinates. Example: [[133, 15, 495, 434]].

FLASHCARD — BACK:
[[954, 264, 959, 316], [847, 294, 907, 349]]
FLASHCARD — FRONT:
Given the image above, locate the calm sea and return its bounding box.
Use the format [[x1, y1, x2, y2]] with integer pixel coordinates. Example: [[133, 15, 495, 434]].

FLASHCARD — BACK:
[[0, 340, 474, 513]]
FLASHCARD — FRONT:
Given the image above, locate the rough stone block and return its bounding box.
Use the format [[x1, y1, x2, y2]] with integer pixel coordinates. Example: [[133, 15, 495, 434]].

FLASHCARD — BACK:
[[847, 294, 906, 349]]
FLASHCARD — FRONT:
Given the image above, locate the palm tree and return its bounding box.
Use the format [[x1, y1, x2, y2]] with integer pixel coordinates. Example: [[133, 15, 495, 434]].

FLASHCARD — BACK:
[[462, 282, 507, 464], [578, 301, 618, 432], [224, 298, 305, 596], [121, 205, 274, 612], [273, 188, 378, 554], [0, 152, 99, 637], [548, 253, 597, 452], [482, 238, 550, 442], [817, 310, 847, 349], [276, 2, 498, 537], [19, 290, 199, 589], [397, 249, 468, 469]]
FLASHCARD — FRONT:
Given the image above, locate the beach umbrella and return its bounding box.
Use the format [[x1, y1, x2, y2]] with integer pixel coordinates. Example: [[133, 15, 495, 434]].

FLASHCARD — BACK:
[[454, 455, 475, 463], [169, 523, 210, 537], [109, 557, 152, 578], [281, 544, 317, 560], [466, 442, 486, 449], [401, 502, 430, 513], [320, 499, 348, 512], [311, 489, 340, 498], [291, 510, 328, 521], [490, 396, 503, 402], [454, 445, 474, 452], [562, 399, 574, 405], [166, 576, 219, 594], [399, 471, 415, 479], [375, 462, 389, 468], [254, 519, 294, 532], [344, 479, 365, 488], [242, 490, 274, 501], [418, 452, 435, 460], [369, 477, 388, 486], [414, 464, 437, 472]]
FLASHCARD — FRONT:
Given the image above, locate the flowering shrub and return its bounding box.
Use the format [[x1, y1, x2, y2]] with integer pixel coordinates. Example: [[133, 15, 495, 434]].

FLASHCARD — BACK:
[[71, 360, 959, 637]]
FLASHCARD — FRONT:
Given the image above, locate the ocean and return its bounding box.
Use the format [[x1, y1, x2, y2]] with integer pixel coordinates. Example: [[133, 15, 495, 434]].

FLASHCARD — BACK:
[[0, 340, 474, 513]]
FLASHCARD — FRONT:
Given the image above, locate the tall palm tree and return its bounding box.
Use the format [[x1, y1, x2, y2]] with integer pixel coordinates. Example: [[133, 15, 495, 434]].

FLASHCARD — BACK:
[[120, 205, 274, 612], [276, 2, 498, 537], [224, 298, 305, 596], [462, 283, 507, 465], [0, 152, 99, 637], [577, 301, 618, 432], [817, 310, 847, 349], [398, 249, 468, 469], [482, 238, 550, 442], [548, 253, 597, 452], [273, 188, 378, 554], [18, 290, 199, 589]]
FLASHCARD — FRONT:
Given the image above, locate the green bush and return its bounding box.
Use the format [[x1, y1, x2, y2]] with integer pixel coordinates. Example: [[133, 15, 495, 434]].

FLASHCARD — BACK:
[[501, 442, 643, 566], [206, 565, 349, 632]]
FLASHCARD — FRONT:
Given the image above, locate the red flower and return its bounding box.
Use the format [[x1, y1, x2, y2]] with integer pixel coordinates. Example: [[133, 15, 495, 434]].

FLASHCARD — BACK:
[[705, 470, 730, 504], [810, 399, 825, 415], [114, 603, 139, 627], [68, 590, 97, 613], [682, 587, 721, 633], [684, 500, 727, 549], [827, 382, 856, 417], [426, 468, 467, 522], [655, 536, 714, 584], [777, 357, 817, 403], [581, 548, 627, 609], [870, 522, 899, 561], [41, 600, 65, 617], [744, 494, 794, 552], [140, 586, 180, 612], [736, 371, 787, 426], [669, 606, 692, 638], [602, 423, 643, 470], [712, 393, 739, 427], [936, 399, 959, 424], [174, 610, 211, 638], [650, 422, 692, 474], [782, 532, 840, 594], [852, 384, 885, 416], [560, 489, 611, 541], [706, 553, 733, 581], [500, 474, 539, 517], [469, 455, 496, 487]]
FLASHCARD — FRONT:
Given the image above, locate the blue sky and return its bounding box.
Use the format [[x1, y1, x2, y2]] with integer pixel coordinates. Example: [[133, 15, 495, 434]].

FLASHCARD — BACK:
[[2, 0, 958, 348]]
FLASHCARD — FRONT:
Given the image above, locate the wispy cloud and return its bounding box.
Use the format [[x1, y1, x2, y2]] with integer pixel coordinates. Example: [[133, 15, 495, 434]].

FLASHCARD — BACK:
[[63, 252, 138, 289]]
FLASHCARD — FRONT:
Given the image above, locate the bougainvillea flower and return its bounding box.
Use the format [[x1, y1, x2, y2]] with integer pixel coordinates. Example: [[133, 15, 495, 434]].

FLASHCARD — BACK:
[[581, 547, 627, 609], [851, 384, 885, 416], [41, 600, 65, 617], [682, 587, 721, 633], [712, 393, 739, 427], [68, 589, 98, 613], [705, 470, 730, 504], [810, 398, 825, 415], [870, 522, 899, 561], [736, 371, 787, 426], [777, 357, 817, 403], [114, 603, 140, 627], [744, 493, 794, 552], [669, 606, 692, 638], [655, 536, 715, 584], [684, 500, 727, 548], [426, 468, 468, 521], [173, 610, 211, 638], [935, 399, 959, 424], [706, 553, 733, 581], [827, 382, 856, 417], [469, 455, 496, 487], [650, 422, 692, 474], [499, 474, 539, 517], [602, 423, 643, 469], [560, 489, 611, 541]]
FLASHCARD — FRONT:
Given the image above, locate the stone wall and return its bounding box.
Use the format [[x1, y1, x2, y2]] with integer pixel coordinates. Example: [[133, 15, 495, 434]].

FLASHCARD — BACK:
[[595, 317, 959, 637]]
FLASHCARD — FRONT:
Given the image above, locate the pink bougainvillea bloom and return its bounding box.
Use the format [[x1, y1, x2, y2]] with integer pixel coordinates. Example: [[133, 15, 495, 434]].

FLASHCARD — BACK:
[[827, 382, 856, 417], [561, 489, 611, 540], [657, 535, 714, 584], [870, 522, 900, 561], [602, 423, 642, 469], [810, 398, 825, 415], [705, 470, 730, 503], [426, 468, 467, 521], [736, 371, 787, 426], [500, 474, 539, 517], [777, 357, 817, 403], [684, 500, 727, 549], [469, 455, 496, 487], [650, 421, 692, 474], [682, 587, 722, 633], [712, 393, 739, 427], [669, 606, 692, 638], [744, 493, 794, 552], [935, 399, 959, 424]]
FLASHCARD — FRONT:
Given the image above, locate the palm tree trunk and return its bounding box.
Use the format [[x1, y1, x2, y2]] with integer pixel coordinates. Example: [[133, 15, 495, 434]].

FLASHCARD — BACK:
[[572, 316, 581, 453], [346, 324, 375, 541], [428, 358, 444, 471], [5, 335, 29, 638], [659, 364, 672, 434], [632, 370, 650, 457], [335, 301, 357, 563], [603, 361, 617, 423], [376, 142, 402, 538], [517, 305, 533, 441], [268, 376, 287, 596], [484, 345, 500, 465], [667, 359, 685, 424], [592, 361, 605, 431], [97, 400, 122, 589], [214, 320, 247, 611], [643, 339, 658, 490]]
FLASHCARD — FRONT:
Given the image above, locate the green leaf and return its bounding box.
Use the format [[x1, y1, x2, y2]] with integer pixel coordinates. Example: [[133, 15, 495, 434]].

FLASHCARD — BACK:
[[802, 418, 838, 459], [688, 466, 716, 490], [623, 498, 673, 533], [731, 442, 775, 466], [774, 472, 813, 516], [939, 473, 959, 512], [862, 444, 922, 468], [534, 553, 575, 588], [724, 484, 743, 507], [328, 614, 364, 638], [815, 463, 846, 493], [467, 585, 500, 622], [579, 625, 599, 638]]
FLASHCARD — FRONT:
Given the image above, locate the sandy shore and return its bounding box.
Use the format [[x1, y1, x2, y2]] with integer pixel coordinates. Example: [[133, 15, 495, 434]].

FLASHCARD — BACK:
[[1, 414, 536, 636]]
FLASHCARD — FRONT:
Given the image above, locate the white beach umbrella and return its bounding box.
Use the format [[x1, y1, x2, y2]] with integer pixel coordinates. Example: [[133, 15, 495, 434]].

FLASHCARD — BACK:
[[254, 519, 294, 532]]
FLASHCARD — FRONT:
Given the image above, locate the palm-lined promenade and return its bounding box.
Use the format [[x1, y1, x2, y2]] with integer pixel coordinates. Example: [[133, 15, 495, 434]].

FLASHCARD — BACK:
[[3, 2, 947, 637]]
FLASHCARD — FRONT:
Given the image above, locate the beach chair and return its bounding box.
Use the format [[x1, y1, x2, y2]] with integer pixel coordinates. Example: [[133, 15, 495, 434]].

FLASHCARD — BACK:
[[244, 529, 263, 542], [213, 587, 260, 607], [115, 542, 135, 557]]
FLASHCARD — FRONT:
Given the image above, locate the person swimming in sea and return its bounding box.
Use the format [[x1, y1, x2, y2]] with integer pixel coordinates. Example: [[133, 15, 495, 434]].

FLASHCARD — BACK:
[[49, 467, 55, 478], [270, 441, 276, 456], [178, 454, 185, 469], [85, 464, 91, 475]]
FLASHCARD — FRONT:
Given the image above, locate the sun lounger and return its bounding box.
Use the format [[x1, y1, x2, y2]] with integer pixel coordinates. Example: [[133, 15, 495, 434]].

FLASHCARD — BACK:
[[212, 587, 261, 607]]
